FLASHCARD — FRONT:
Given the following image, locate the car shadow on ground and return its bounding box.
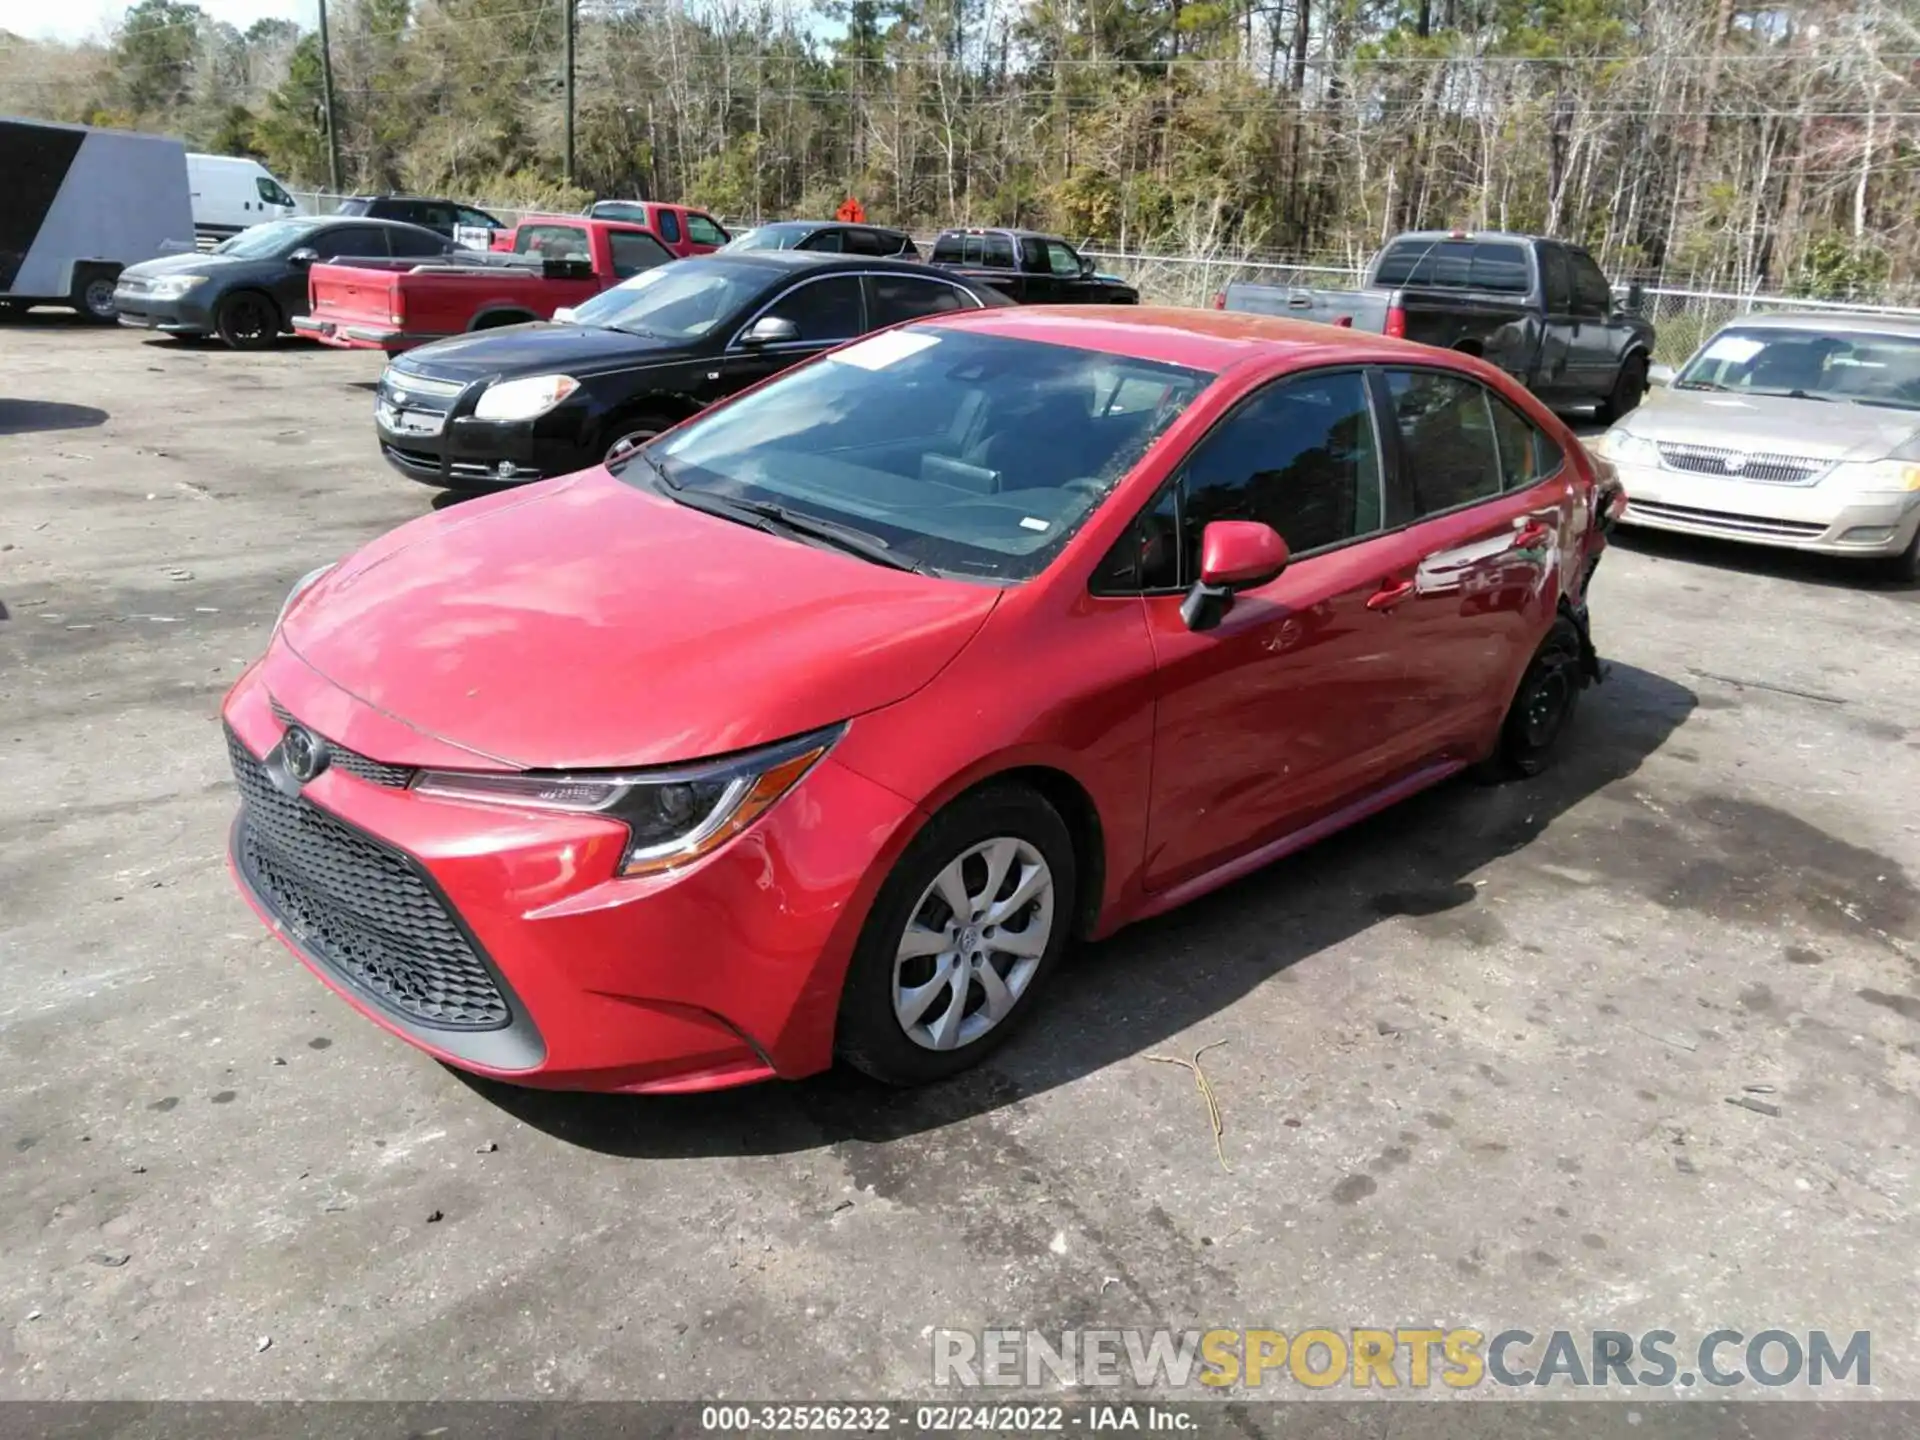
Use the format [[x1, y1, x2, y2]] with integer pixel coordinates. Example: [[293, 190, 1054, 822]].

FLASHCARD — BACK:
[[454, 660, 1697, 1158], [1612, 526, 1915, 599], [0, 398, 109, 435]]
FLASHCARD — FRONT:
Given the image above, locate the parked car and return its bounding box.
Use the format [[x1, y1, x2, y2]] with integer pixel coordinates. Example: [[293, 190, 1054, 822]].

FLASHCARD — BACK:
[[372, 251, 1009, 488], [1591, 312, 1920, 582], [187, 153, 299, 247], [295, 218, 674, 354], [334, 194, 507, 243], [223, 307, 1620, 1092], [0, 116, 196, 322], [585, 200, 729, 255], [1219, 230, 1657, 421], [725, 220, 918, 257], [929, 228, 1138, 304], [115, 215, 455, 348]]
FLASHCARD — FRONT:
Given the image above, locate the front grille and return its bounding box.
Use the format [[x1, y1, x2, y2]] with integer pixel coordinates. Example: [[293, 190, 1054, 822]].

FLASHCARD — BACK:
[[1656, 442, 1829, 486], [270, 698, 414, 788], [227, 728, 510, 1029], [380, 370, 465, 407], [1624, 499, 1827, 540]]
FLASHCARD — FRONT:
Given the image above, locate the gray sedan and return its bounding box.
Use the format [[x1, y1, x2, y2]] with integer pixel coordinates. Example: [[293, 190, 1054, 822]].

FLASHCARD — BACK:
[[1590, 311, 1920, 581]]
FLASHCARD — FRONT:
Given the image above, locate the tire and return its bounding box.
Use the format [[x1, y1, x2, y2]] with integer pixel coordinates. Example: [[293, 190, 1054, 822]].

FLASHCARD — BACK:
[[600, 411, 676, 466], [1596, 353, 1648, 425], [1477, 615, 1586, 781], [1885, 524, 1920, 587], [470, 311, 534, 331], [836, 785, 1078, 1085], [70, 268, 120, 323], [215, 290, 280, 350]]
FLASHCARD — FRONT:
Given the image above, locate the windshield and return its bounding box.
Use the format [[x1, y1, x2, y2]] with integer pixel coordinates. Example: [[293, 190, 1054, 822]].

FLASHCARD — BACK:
[[214, 220, 318, 258], [725, 224, 808, 252], [644, 328, 1209, 581], [1676, 326, 1920, 408], [566, 259, 770, 339]]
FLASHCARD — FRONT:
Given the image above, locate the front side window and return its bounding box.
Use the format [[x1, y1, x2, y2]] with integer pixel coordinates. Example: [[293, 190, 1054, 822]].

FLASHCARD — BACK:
[[515, 224, 589, 261], [983, 235, 1015, 267], [647, 329, 1209, 582], [1386, 369, 1503, 515], [567, 259, 769, 339], [686, 213, 727, 246], [255, 176, 294, 206], [1177, 371, 1384, 574], [1568, 250, 1612, 316], [215, 220, 320, 257], [1676, 327, 1920, 409], [1045, 241, 1082, 278], [457, 206, 502, 229], [1540, 245, 1573, 313], [609, 229, 674, 279], [758, 276, 864, 343]]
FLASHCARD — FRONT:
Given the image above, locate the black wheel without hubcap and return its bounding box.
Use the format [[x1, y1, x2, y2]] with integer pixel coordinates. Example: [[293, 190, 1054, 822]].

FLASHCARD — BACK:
[[216, 292, 278, 350], [837, 785, 1077, 1085], [1597, 354, 1648, 425], [1478, 615, 1586, 781], [1887, 524, 1920, 587]]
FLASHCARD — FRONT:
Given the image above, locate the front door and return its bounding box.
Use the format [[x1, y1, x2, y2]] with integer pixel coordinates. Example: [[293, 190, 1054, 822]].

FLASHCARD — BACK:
[[703, 273, 867, 406], [1564, 247, 1622, 399], [1138, 368, 1422, 891]]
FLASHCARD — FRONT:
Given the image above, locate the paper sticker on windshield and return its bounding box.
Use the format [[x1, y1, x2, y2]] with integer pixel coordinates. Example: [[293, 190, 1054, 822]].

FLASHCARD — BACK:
[[831, 330, 941, 370], [1020, 517, 1049, 532], [1701, 335, 1764, 365]]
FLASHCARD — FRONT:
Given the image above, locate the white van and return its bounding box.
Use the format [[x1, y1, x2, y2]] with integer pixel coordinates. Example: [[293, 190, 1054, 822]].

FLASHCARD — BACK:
[[187, 154, 299, 247]]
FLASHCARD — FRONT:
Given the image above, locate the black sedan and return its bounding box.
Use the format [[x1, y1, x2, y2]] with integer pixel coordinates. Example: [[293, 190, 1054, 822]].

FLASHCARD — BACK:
[[114, 216, 456, 349], [374, 252, 1010, 490], [723, 221, 918, 257]]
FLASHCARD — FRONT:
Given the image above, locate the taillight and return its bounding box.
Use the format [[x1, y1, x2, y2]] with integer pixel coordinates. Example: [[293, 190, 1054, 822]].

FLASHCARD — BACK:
[[1212, 291, 1226, 310], [1384, 305, 1407, 339]]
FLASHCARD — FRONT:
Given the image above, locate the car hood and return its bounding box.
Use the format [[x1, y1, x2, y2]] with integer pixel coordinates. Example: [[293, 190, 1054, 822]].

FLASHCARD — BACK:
[[278, 470, 1000, 770], [1624, 388, 1920, 461], [392, 322, 690, 383], [122, 251, 274, 280]]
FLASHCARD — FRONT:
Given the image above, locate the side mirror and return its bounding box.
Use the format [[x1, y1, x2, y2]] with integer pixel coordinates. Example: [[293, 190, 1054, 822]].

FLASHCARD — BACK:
[[1181, 521, 1290, 631], [739, 315, 800, 347], [1623, 281, 1645, 313], [1648, 362, 1676, 389], [288, 247, 319, 267], [551, 305, 578, 324], [1079, 257, 1096, 278]]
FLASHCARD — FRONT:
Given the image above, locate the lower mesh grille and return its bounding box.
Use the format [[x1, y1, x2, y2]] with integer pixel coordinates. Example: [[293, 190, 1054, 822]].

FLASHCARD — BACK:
[[227, 727, 510, 1029]]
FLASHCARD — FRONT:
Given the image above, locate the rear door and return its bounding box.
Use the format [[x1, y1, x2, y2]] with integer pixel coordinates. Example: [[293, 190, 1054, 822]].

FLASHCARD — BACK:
[[1376, 366, 1563, 757], [1131, 368, 1429, 890]]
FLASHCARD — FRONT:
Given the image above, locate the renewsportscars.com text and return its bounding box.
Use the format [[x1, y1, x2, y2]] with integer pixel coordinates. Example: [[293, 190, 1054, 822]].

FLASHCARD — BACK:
[[932, 1328, 1872, 1391]]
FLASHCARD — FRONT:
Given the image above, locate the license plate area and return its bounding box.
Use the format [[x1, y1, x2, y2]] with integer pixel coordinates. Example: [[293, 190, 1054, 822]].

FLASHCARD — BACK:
[[377, 403, 445, 437]]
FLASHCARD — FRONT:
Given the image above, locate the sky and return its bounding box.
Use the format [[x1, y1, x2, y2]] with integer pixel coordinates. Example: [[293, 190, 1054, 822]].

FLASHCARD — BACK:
[[0, 0, 309, 44]]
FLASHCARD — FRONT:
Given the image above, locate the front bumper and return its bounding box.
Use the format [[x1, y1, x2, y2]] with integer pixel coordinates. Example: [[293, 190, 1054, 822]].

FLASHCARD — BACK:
[[1611, 460, 1920, 558], [376, 408, 588, 489], [114, 288, 214, 333], [220, 659, 918, 1092]]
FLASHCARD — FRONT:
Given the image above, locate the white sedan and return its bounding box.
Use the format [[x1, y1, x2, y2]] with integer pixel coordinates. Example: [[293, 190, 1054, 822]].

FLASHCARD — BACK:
[[1589, 311, 1920, 582]]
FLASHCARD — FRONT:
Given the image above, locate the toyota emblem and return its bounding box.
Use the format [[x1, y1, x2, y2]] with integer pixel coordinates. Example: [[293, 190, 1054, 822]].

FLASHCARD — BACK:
[[280, 725, 329, 783], [392, 388, 409, 404]]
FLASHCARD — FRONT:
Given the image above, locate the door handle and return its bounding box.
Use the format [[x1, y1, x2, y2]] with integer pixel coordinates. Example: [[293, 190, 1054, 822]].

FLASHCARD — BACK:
[[1366, 577, 1416, 611]]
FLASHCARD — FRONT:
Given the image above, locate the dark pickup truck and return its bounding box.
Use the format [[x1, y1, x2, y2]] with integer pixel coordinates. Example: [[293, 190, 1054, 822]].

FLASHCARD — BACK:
[[929, 228, 1138, 305], [1219, 230, 1656, 420]]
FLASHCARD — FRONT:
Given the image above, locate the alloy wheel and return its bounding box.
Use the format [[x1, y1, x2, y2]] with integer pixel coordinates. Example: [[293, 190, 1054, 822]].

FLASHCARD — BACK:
[[892, 836, 1054, 1051]]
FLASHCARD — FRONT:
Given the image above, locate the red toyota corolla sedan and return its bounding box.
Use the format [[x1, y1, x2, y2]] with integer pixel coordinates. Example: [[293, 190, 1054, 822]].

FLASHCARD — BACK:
[[223, 307, 1624, 1091]]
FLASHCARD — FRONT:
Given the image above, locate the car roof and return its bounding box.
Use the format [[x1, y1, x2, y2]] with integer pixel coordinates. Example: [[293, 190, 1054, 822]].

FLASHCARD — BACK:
[[935, 226, 1060, 241], [1711, 310, 1920, 339], [1387, 230, 1545, 245], [697, 250, 933, 274], [921, 305, 1455, 374]]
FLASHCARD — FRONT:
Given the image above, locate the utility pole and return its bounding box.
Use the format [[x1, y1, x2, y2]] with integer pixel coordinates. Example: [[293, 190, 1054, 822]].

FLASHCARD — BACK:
[[562, 0, 575, 186], [316, 0, 342, 195]]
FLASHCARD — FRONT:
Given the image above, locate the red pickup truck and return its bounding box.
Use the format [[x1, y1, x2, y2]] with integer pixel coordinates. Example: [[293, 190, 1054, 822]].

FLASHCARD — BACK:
[[293, 218, 675, 353]]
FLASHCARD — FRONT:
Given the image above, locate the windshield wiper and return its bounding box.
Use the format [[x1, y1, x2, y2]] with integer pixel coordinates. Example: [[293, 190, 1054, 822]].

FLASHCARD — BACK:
[[1849, 396, 1920, 412], [1744, 387, 1832, 402], [620, 444, 678, 489], [1672, 380, 1723, 392], [662, 487, 924, 574]]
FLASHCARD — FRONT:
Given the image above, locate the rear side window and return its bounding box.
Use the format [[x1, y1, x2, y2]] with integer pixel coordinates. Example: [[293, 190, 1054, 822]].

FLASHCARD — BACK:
[[1178, 371, 1385, 568], [687, 213, 727, 246], [388, 227, 449, 258], [310, 225, 389, 259], [1386, 370, 1503, 514], [843, 228, 885, 256], [867, 274, 971, 326], [1489, 398, 1549, 491], [1374, 239, 1531, 295], [609, 230, 674, 279], [656, 209, 683, 244], [515, 224, 589, 260], [801, 229, 844, 253]]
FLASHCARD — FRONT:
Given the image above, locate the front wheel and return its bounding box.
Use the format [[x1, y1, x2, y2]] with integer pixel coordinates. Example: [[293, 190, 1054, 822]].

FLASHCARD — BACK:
[[1596, 354, 1648, 425], [837, 786, 1077, 1085], [71, 269, 120, 323], [1885, 523, 1920, 587], [1477, 615, 1586, 781], [215, 291, 279, 350]]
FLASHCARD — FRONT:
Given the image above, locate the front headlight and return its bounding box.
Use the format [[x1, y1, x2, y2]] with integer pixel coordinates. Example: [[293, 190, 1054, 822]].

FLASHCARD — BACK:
[[274, 563, 335, 633], [1591, 427, 1659, 466], [411, 725, 843, 876], [1825, 458, 1920, 493], [148, 274, 208, 298], [472, 374, 580, 421]]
